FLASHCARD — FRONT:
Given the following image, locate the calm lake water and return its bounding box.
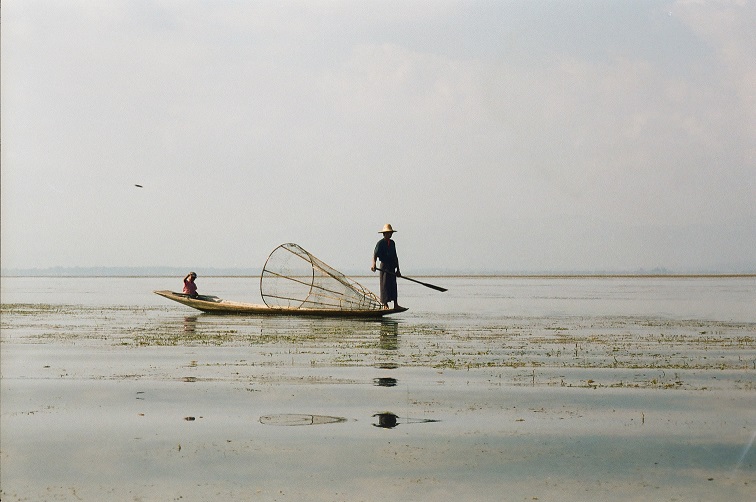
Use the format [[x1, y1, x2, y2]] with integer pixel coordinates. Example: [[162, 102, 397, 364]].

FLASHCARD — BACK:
[[2, 275, 754, 321], [1, 276, 755, 501]]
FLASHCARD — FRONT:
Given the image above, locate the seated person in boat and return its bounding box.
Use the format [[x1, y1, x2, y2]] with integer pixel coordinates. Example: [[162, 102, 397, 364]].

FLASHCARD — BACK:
[[183, 272, 198, 298]]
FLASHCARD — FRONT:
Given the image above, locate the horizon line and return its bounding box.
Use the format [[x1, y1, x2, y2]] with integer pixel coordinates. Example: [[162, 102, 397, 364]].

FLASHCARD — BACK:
[[2, 265, 754, 279]]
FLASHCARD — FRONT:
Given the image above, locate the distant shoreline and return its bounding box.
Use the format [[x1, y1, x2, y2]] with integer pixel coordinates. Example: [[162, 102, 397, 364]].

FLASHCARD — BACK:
[[3, 266, 755, 279], [2, 272, 754, 279]]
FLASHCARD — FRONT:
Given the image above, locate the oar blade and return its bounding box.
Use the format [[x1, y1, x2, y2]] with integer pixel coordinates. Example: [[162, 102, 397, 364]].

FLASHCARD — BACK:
[[416, 281, 447, 292], [400, 274, 447, 292]]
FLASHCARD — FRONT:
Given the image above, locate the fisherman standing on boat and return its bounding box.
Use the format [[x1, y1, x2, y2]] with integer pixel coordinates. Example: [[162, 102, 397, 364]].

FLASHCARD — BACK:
[[183, 272, 198, 298], [371, 224, 402, 309]]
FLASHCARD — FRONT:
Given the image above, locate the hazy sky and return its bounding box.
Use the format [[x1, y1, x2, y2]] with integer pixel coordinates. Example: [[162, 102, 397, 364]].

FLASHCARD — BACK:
[[2, 0, 754, 273]]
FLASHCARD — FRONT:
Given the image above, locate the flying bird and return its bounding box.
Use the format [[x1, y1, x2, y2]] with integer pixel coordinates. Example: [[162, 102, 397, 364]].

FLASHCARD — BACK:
[[134, 184, 143, 188]]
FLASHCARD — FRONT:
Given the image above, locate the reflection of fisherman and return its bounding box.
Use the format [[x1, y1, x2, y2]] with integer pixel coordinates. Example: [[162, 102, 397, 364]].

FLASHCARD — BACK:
[[371, 224, 401, 309], [372, 413, 398, 428], [373, 377, 398, 387], [183, 272, 198, 298], [372, 412, 439, 428]]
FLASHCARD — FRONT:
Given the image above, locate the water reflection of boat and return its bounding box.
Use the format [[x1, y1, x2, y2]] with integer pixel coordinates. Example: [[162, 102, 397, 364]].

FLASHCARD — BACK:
[[372, 412, 440, 429], [183, 315, 197, 333], [258, 412, 439, 429]]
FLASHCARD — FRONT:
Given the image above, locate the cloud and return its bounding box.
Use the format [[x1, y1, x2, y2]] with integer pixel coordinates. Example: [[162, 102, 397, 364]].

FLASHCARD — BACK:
[[1, 1, 754, 272]]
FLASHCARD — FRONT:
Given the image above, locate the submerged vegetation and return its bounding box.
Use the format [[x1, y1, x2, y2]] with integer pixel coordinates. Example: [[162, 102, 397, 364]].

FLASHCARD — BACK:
[[2, 302, 753, 390]]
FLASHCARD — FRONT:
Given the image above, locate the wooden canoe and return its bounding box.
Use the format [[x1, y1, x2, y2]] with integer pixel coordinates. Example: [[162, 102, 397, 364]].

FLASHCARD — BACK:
[[153, 290, 408, 317]]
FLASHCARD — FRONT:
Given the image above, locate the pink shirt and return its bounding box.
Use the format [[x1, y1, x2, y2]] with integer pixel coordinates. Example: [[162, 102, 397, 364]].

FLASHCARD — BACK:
[[183, 279, 197, 295]]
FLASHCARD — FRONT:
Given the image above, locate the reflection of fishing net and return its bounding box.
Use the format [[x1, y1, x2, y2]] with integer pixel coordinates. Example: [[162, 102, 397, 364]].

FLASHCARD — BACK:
[[259, 414, 348, 426], [261, 243, 383, 310]]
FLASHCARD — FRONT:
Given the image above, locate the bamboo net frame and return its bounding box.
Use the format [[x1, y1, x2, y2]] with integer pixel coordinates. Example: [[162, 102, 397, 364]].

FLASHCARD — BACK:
[[260, 243, 383, 311]]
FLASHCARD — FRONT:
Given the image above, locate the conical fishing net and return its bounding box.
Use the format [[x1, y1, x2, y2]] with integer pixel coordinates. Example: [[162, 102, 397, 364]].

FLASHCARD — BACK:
[[261, 243, 383, 310]]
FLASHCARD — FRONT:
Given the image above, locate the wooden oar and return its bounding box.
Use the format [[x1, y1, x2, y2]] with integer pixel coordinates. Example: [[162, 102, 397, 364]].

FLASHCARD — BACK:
[[376, 267, 447, 292]]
